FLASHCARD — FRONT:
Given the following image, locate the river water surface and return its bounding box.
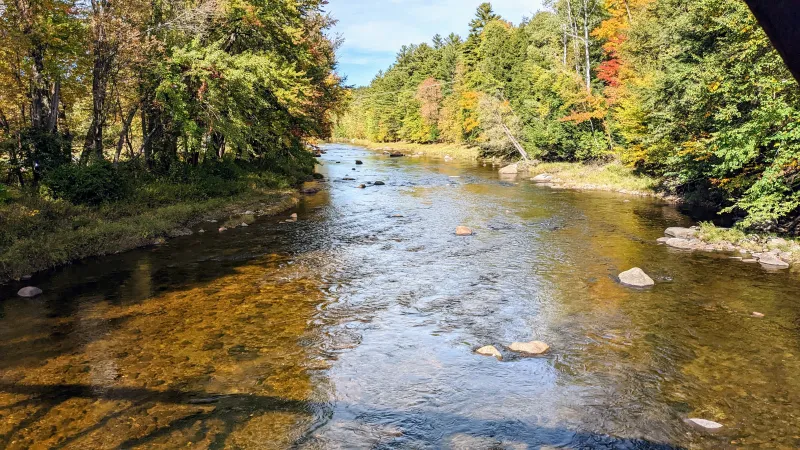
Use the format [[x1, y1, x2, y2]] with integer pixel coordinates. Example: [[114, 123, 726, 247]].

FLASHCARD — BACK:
[[2, 144, 800, 449]]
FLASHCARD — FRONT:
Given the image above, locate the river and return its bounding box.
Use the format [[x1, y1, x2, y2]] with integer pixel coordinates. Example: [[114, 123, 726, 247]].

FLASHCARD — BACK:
[[1, 144, 799, 449]]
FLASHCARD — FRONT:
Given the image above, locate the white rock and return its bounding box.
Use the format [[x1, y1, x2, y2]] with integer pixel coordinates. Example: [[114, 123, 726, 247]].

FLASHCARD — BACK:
[[685, 418, 723, 432], [752, 312, 765, 318], [476, 345, 502, 359], [17, 287, 43, 298], [656, 237, 670, 244], [619, 268, 655, 287], [532, 173, 553, 182], [508, 341, 550, 355], [241, 223, 249, 227]]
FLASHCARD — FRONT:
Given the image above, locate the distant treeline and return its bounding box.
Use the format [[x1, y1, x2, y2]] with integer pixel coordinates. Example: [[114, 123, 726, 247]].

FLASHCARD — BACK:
[[0, 0, 345, 203], [334, 1, 800, 233]]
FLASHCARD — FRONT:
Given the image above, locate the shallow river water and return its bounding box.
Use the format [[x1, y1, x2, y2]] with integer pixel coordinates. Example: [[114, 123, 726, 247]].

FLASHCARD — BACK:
[[2, 144, 800, 449]]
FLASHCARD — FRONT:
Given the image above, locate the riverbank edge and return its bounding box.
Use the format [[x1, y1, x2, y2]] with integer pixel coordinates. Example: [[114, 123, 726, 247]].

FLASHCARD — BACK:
[[0, 189, 301, 284], [331, 139, 483, 161]]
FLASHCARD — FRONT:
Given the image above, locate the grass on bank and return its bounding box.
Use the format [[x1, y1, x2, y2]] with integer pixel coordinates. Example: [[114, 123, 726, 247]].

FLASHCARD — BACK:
[[0, 161, 309, 283], [698, 222, 800, 255], [336, 139, 481, 160], [527, 161, 660, 194]]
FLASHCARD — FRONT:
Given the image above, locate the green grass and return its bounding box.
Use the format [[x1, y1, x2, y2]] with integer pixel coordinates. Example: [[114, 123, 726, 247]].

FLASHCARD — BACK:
[[0, 176, 300, 283], [528, 161, 661, 194], [697, 222, 800, 257]]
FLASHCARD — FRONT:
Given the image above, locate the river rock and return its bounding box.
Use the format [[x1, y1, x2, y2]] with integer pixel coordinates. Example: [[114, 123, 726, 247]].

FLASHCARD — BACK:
[[17, 287, 43, 298], [21, 274, 32, 280], [665, 227, 697, 239], [757, 253, 790, 268], [752, 312, 765, 318], [240, 223, 249, 227], [666, 238, 699, 250], [499, 163, 519, 175], [355, 160, 363, 165], [456, 226, 473, 236], [198, 229, 206, 233], [656, 237, 670, 244], [509, 341, 550, 355], [374, 181, 386, 186], [476, 345, 502, 359], [619, 268, 655, 287], [301, 187, 320, 194], [358, 184, 366, 189], [532, 173, 553, 182], [290, 213, 298, 220], [218, 227, 228, 232], [389, 152, 404, 157], [685, 418, 723, 432], [342, 177, 356, 181]]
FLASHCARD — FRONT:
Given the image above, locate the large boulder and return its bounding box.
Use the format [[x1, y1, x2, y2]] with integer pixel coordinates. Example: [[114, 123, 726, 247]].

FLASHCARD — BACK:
[[619, 268, 655, 287], [665, 227, 698, 239], [499, 163, 519, 175], [18, 287, 43, 298], [476, 345, 502, 359], [509, 341, 550, 355]]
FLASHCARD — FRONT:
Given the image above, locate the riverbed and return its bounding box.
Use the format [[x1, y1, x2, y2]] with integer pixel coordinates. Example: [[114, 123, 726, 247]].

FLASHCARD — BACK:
[[1, 144, 799, 449]]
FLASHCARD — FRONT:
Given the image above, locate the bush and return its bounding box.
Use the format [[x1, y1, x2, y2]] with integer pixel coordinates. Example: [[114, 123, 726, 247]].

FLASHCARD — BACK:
[[44, 162, 130, 206], [0, 183, 8, 204]]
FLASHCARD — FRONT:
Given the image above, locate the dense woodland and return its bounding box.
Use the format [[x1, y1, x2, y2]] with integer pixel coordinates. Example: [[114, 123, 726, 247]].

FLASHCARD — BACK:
[[0, 0, 344, 205], [334, 1, 800, 233]]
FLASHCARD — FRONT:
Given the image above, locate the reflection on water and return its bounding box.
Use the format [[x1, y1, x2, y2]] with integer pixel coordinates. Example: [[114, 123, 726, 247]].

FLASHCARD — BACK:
[[1, 144, 800, 449]]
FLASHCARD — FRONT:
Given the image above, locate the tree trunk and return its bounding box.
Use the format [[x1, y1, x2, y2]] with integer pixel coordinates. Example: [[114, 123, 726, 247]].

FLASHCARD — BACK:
[[114, 103, 139, 165], [582, 0, 592, 92], [82, 0, 114, 164]]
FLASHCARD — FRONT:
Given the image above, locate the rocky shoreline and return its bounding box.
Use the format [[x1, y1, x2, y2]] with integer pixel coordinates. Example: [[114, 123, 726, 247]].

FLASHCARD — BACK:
[[657, 227, 795, 269]]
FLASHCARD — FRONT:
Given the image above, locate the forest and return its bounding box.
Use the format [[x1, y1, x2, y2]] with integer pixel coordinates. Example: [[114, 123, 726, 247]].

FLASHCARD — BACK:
[[0, 0, 344, 280], [0, 0, 344, 201], [334, 0, 800, 233]]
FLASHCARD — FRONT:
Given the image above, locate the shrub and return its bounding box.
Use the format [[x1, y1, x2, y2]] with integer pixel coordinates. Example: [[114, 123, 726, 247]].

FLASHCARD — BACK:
[[0, 183, 8, 204], [44, 162, 130, 206]]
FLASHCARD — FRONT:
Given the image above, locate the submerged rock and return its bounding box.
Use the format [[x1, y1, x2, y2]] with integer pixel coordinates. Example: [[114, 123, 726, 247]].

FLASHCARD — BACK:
[[355, 160, 363, 165], [619, 268, 655, 287], [476, 345, 502, 359], [499, 163, 519, 175], [455, 226, 473, 236], [665, 227, 697, 239], [509, 341, 550, 355], [18, 287, 43, 298], [373, 181, 386, 186], [685, 418, 723, 432], [301, 187, 320, 194]]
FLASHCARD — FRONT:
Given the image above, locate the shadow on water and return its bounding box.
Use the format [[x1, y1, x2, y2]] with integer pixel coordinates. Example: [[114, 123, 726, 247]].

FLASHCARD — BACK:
[[0, 381, 681, 449]]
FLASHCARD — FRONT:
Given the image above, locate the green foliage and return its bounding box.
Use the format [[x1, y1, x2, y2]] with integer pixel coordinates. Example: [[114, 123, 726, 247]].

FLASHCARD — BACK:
[[44, 162, 130, 206], [335, 0, 800, 233], [0, 183, 8, 203]]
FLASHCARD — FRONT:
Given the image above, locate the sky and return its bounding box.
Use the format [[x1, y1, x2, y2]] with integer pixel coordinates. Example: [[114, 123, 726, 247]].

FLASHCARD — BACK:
[[324, 0, 545, 87]]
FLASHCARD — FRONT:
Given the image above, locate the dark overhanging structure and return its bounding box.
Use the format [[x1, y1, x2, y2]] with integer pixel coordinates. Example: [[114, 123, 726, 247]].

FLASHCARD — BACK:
[[743, 0, 800, 83]]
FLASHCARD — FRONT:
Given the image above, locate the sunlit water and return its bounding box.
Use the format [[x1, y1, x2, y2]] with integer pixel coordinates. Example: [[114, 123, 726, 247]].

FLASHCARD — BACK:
[[2, 144, 800, 449]]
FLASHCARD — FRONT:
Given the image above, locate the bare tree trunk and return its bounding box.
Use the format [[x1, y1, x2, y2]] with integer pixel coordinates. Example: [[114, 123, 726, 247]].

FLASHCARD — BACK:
[[114, 103, 139, 165], [581, 0, 592, 93], [623, 0, 633, 23]]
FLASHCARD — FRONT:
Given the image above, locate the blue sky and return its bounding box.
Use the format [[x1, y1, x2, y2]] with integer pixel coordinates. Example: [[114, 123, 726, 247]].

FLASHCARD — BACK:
[[324, 0, 545, 87]]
